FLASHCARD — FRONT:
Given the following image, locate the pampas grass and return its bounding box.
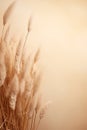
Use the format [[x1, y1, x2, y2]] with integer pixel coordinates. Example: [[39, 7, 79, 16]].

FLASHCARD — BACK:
[[3, 0, 16, 25], [0, 1, 50, 130], [0, 61, 6, 87], [2, 0, 16, 43]]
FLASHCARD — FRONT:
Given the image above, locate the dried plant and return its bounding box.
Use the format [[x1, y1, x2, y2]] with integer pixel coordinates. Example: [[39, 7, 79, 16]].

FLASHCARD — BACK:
[[2, 0, 16, 42], [3, 0, 16, 25], [0, 1, 50, 130]]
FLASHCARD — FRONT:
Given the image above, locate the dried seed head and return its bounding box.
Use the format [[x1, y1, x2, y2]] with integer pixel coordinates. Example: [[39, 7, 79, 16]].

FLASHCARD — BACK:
[[9, 74, 19, 110], [15, 33, 27, 74], [10, 74, 19, 95], [27, 16, 32, 32], [3, 24, 11, 43], [9, 94, 16, 110], [29, 92, 38, 118], [3, 0, 16, 25], [24, 79, 33, 100], [0, 62, 6, 87]]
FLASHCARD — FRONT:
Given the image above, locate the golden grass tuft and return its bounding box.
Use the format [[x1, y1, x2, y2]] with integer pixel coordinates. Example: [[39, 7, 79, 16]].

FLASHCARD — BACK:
[[0, 1, 50, 130]]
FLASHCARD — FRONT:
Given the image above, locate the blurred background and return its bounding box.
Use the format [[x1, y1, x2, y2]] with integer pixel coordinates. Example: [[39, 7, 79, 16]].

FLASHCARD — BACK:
[[0, 0, 87, 130]]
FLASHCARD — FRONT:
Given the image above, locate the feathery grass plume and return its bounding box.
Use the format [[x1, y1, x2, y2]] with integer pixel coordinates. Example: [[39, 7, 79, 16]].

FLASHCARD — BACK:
[[3, 0, 16, 25], [0, 102, 3, 126], [23, 54, 31, 78], [0, 32, 7, 56], [3, 23, 11, 44], [24, 79, 33, 99], [22, 16, 32, 65], [0, 25, 12, 85], [15, 32, 27, 74], [2, 0, 16, 43], [28, 48, 42, 96], [22, 50, 41, 129], [9, 74, 19, 110], [0, 1, 51, 129], [5, 46, 14, 78], [28, 16, 32, 32], [23, 16, 32, 52], [22, 79, 33, 115], [5, 38, 15, 77], [20, 54, 33, 110], [30, 48, 40, 77], [16, 79, 25, 117], [29, 92, 39, 118], [0, 63, 6, 87], [0, 52, 6, 87], [15, 16, 32, 74], [4, 74, 14, 98]]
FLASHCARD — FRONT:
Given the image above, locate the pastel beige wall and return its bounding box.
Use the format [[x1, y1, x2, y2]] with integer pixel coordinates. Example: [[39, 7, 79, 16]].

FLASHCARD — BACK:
[[0, 0, 87, 130]]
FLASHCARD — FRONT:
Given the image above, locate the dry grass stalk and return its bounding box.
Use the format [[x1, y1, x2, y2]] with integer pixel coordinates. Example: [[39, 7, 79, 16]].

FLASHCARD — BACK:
[[3, 0, 16, 25], [14, 16, 32, 74], [22, 16, 32, 67], [0, 59, 6, 87], [1, 0, 16, 43], [9, 74, 19, 110], [15, 33, 27, 74], [0, 1, 50, 130], [29, 92, 39, 119]]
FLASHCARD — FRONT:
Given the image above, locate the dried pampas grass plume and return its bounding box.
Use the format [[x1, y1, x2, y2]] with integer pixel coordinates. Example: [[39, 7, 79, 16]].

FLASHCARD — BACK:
[[0, 48, 6, 87], [14, 16, 32, 74], [9, 74, 19, 110], [0, 1, 51, 130], [2, 0, 16, 40], [0, 60, 6, 87], [3, 0, 16, 25]]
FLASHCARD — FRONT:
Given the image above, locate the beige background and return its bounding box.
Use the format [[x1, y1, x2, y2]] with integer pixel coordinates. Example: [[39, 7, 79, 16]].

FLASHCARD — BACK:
[[0, 0, 87, 130]]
